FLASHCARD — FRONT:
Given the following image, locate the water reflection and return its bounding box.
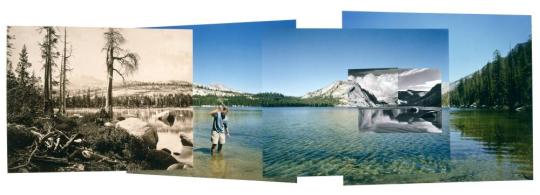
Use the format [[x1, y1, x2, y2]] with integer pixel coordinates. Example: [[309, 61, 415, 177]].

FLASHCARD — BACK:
[[358, 107, 442, 133], [449, 109, 533, 180], [210, 153, 229, 177]]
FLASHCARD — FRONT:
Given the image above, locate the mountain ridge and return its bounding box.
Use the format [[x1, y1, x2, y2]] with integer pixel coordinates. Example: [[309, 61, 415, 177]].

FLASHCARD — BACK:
[[302, 80, 386, 107]]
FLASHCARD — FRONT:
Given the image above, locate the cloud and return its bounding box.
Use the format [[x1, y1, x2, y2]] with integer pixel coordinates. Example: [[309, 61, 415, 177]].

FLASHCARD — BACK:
[[354, 73, 398, 104], [399, 68, 429, 77], [409, 79, 441, 91], [398, 68, 441, 91]]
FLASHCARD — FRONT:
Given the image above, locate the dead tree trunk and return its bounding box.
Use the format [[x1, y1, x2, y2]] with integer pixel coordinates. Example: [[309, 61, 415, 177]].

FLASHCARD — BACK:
[[43, 28, 53, 116], [102, 28, 139, 119], [59, 27, 68, 115], [105, 47, 114, 118]]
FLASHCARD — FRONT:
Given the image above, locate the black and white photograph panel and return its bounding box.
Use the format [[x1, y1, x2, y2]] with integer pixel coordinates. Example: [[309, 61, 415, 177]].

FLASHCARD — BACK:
[[6, 26, 193, 173]]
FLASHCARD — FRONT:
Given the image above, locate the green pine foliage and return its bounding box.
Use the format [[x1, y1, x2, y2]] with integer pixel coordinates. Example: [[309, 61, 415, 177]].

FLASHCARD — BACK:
[[447, 38, 532, 109]]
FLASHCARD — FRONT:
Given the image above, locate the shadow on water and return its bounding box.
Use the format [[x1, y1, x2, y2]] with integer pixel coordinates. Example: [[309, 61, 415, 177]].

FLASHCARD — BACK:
[[194, 147, 212, 155]]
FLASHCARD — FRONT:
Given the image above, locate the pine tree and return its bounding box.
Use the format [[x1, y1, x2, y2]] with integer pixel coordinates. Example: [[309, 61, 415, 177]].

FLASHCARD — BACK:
[[7, 27, 16, 71], [102, 28, 139, 118], [38, 26, 60, 116], [447, 38, 532, 109], [15, 45, 32, 86]]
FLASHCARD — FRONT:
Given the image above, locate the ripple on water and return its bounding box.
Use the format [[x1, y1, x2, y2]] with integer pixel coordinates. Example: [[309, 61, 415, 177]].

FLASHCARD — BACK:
[[262, 108, 531, 184]]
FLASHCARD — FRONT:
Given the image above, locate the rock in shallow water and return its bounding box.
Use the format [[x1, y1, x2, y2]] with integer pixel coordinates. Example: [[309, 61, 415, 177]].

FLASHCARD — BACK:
[[146, 149, 178, 170], [180, 133, 193, 147], [115, 118, 159, 149]]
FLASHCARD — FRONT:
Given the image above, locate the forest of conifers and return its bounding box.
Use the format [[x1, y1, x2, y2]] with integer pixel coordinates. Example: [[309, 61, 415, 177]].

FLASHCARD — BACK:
[[65, 93, 192, 108], [193, 93, 339, 107], [446, 38, 532, 109]]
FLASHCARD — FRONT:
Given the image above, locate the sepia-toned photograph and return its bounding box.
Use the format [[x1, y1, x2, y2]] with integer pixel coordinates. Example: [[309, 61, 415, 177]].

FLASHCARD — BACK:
[[6, 26, 193, 173]]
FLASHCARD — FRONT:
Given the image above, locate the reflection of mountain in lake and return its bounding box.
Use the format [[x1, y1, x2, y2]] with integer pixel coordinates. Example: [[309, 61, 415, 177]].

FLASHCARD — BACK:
[[358, 107, 442, 133]]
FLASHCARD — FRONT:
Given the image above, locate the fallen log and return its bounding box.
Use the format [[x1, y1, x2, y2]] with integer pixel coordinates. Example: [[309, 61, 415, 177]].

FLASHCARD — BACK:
[[33, 155, 70, 165], [60, 133, 82, 151]]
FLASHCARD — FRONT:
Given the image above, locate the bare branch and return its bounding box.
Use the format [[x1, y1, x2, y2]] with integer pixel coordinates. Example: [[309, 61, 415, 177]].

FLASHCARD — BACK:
[[113, 68, 126, 82], [113, 52, 139, 75]]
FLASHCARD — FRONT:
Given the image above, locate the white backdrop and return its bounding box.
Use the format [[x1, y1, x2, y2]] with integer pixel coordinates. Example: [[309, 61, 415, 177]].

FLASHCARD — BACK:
[[1, 0, 538, 194]]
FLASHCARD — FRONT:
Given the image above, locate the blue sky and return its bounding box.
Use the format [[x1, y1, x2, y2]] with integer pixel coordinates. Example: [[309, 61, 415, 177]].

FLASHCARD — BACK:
[[342, 11, 532, 82], [155, 20, 296, 93], [262, 29, 448, 96]]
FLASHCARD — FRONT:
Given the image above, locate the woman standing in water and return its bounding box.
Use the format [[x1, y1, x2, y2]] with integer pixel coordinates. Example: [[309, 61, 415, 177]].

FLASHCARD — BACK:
[[210, 104, 229, 154]]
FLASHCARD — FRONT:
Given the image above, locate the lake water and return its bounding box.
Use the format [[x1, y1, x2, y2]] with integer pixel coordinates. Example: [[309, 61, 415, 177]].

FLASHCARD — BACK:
[[262, 107, 532, 184], [447, 109, 533, 181], [144, 107, 263, 180], [79, 107, 532, 183], [67, 108, 194, 168]]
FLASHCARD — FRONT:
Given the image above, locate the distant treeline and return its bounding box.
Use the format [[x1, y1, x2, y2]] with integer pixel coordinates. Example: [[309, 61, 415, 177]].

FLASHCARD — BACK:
[[193, 92, 340, 107], [193, 94, 259, 106], [66, 93, 192, 108], [256, 92, 339, 107], [447, 38, 532, 109]]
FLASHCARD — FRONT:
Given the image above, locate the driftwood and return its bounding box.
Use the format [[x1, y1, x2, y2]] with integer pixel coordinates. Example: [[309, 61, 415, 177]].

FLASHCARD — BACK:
[[8, 125, 125, 172], [8, 114, 138, 172], [9, 129, 59, 171], [60, 133, 81, 151], [33, 155, 70, 165]]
